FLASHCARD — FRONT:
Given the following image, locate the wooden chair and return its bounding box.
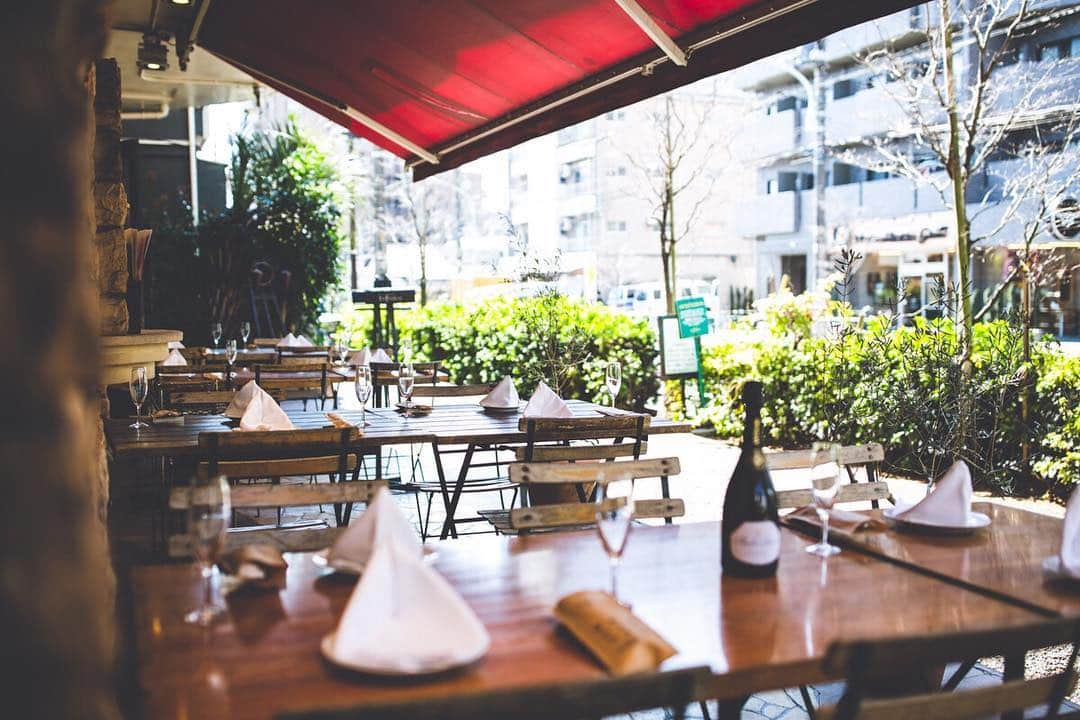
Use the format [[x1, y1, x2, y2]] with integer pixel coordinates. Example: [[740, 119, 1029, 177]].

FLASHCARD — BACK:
[[370, 360, 441, 408], [277, 664, 711, 720], [254, 362, 329, 410], [768, 443, 893, 510], [410, 382, 496, 402], [167, 427, 378, 556], [277, 345, 331, 363], [820, 618, 1080, 720], [163, 388, 286, 415], [483, 457, 684, 535], [179, 347, 208, 365], [252, 337, 281, 348]]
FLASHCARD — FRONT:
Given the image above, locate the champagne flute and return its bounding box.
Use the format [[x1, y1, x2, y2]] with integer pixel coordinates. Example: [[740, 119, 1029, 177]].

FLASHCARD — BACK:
[[398, 362, 415, 418], [605, 360, 622, 407], [224, 339, 238, 366], [210, 322, 223, 348], [129, 366, 149, 430], [805, 442, 842, 557], [355, 365, 372, 426], [596, 475, 634, 604], [239, 321, 251, 347], [185, 474, 231, 626]]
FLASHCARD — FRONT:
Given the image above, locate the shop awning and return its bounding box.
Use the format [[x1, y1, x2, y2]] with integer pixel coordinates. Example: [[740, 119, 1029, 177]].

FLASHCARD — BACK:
[[197, 0, 919, 180]]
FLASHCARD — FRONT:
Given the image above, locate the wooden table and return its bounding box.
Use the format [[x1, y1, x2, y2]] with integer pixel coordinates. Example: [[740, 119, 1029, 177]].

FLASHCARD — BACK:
[[129, 522, 1044, 720]]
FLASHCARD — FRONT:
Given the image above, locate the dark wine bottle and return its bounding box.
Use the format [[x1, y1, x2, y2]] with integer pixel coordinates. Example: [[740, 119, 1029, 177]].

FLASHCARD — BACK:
[[721, 380, 780, 577]]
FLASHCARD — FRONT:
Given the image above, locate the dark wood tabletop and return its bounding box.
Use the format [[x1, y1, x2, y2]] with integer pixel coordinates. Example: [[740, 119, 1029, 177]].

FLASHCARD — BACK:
[[105, 401, 690, 458], [787, 502, 1079, 617], [129, 522, 1043, 720]]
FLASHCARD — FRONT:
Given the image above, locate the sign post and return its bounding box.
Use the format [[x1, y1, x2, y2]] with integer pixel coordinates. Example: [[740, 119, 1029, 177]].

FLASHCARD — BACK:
[[674, 297, 709, 406]]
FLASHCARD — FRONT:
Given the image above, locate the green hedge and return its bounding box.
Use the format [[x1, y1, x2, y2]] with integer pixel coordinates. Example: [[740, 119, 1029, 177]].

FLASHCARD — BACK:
[[342, 295, 661, 409], [690, 318, 1080, 498]]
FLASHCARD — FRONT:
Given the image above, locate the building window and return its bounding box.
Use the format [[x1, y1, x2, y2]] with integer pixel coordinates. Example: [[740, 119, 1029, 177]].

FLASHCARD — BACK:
[[832, 78, 860, 100], [768, 95, 807, 114], [606, 165, 629, 177], [866, 169, 892, 181], [800, 172, 814, 190], [832, 162, 860, 186], [559, 159, 591, 186], [1039, 36, 1080, 61], [780, 254, 807, 295], [605, 110, 626, 121], [606, 220, 627, 232], [510, 173, 528, 191]]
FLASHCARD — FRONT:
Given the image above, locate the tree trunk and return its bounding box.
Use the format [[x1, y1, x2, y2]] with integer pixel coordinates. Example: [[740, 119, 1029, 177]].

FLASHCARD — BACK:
[[419, 241, 428, 307], [1, 2, 117, 717], [663, 177, 677, 315]]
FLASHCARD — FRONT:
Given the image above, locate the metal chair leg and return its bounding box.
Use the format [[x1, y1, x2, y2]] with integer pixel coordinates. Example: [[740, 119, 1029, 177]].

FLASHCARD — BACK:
[[798, 685, 817, 719]]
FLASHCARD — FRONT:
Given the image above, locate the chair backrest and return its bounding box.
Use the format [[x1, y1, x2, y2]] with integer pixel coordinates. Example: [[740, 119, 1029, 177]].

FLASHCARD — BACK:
[[821, 619, 1080, 720], [179, 347, 208, 365], [253, 362, 328, 391], [766, 443, 892, 510], [518, 413, 651, 446], [165, 388, 285, 414], [506, 457, 683, 530], [278, 354, 330, 366], [252, 337, 281, 348], [411, 382, 495, 399]]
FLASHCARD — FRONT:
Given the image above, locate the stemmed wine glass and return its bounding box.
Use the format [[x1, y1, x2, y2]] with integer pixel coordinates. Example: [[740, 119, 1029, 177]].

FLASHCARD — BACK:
[[185, 474, 231, 626], [605, 360, 622, 407], [210, 322, 223, 348], [239, 321, 252, 347], [333, 336, 349, 366], [355, 365, 372, 426], [805, 442, 842, 557], [224, 340, 238, 388], [398, 363, 415, 419], [596, 475, 634, 604], [129, 366, 149, 430]]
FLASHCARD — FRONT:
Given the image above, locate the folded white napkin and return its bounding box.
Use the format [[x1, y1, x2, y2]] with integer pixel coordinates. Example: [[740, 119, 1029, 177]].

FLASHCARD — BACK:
[[370, 348, 393, 364], [276, 333, 314, 348], [167, 340, 185, 350], [223, 382, 294, 431], [1060, 488, 1080, 576], [223, 381, 259, 419], [327, 486, 421, 569], [522, 381, 573, 418], [347, 347, 372, 367], [161, 348, 187, 366], [898, 460, 972, 525], [328, 541, 489, 672], [480, 376, 520, 408]]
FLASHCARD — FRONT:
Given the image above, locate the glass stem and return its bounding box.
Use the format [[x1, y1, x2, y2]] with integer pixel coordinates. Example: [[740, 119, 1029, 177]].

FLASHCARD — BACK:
[[203, 564, 213, 610], [610, 557, 619, 599], [360, 404, 365, 426], [821, 512, 830, 548]]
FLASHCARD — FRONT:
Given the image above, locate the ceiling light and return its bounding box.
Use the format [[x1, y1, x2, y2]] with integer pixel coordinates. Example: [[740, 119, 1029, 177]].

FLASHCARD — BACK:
[[137, 33, 169, 72]]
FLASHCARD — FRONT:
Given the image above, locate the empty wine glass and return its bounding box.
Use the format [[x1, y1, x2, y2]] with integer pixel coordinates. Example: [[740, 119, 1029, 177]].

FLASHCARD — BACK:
[[185, 474, 231, 626], [398, 363, 415, 417], [224, 339, 238, 366], [239, 321, 252, 347], [334, 336, 349, 366], [355, 365, 372, 426], [605, 360, 622, 407], [129, 366, 149, 430], [210, 322, 223, 348], [596, 475, 634, 604], [806, 442, 842, 557]]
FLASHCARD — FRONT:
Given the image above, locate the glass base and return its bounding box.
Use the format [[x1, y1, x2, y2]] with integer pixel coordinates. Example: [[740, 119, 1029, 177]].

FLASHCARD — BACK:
[[130, 419, 150, 429], [185, 602, 227, 626], [805, 542, 841, 557]]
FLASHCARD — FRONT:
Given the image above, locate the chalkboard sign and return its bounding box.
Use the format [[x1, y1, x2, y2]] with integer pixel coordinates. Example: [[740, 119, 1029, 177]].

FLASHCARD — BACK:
[[658, 315, 698, 379]]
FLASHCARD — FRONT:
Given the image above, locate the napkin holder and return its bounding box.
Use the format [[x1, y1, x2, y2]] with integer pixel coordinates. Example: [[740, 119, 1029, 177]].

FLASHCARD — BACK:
[[554, 590, 676, 675]]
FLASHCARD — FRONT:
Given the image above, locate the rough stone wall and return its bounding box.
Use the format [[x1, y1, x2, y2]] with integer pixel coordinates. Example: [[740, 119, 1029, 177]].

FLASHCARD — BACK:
[[0, 2, 118, 717], [94, 57, 129, 336]]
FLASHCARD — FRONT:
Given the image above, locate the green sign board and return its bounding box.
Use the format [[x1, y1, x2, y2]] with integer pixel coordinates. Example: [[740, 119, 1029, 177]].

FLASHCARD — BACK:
[[675, 296, 710, 338]]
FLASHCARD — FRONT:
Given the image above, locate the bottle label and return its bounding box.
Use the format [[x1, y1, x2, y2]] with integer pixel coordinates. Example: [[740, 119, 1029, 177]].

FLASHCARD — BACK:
[[730, 521, 780, 566]]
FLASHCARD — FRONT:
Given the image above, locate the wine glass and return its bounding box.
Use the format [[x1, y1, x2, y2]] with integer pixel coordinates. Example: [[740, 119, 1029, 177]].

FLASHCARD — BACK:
[[805, 442, 842, 557], [185, 474, 231, 626], [398, 363, 415, 417], [239, 321, 252, 347], [596, 475, 634, 604], [129, 366, 149, 430], [224, 339, 238, 366], [605, 360, 622, 407], [210, 322, 223, 348], [333, 337, 349, 366], [355, 365, 372, 426]]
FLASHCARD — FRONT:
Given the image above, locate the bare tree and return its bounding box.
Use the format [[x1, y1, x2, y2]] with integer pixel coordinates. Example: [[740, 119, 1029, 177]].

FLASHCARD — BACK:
[[400, 180, 451, 306], [624, 90, 724, 314]]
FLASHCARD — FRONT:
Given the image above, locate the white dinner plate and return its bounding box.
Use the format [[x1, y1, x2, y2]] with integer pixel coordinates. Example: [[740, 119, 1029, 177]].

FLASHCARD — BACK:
[[1042, 555, 1080, 584], [320, 630, 488, 676], [883, 506, 992, 534], [480, 404, 520, 414], [312, 546, 437, 575]]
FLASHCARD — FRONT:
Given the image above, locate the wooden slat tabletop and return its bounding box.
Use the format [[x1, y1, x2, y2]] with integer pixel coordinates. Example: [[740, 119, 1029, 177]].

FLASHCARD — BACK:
[[786, 503, 1080, 617], [105, 400, 690, 458], [130, 522, 1043, 720]]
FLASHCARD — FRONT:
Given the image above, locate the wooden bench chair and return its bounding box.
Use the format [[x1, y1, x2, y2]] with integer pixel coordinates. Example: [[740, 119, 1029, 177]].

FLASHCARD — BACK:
[[167, 427, 378, 556], [163, 388, 286, 416], [820, 618, 1080, 720], [768, 443, 893, 511], [254, 361, 329, 410], [479, 457, 684, 535]]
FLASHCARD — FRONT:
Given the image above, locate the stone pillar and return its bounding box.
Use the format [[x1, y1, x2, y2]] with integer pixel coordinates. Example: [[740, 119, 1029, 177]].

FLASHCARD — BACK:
[[93, 58, 129, 336]]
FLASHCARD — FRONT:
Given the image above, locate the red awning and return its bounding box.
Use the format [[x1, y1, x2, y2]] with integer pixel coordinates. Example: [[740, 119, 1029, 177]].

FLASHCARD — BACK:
[[199, 0, 918, 179]]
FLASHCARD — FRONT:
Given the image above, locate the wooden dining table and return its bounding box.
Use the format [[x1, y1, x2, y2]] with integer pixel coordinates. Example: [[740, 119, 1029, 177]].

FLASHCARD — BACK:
[[129, 520, 1050, 720]]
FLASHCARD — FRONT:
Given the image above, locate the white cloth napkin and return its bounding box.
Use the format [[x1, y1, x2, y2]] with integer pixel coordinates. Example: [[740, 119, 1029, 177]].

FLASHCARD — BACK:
[[327, 486, 421, 569], [898, 459, 972, 525], [276, 333, 314, 348], [347, 347, 372, 367], [223, 381, 259, 419], [522, 381, 573, 418], [223, 382, 294, 430], [480, 376, 520, 408], [370, 348, 393, 364], [1060, 488, 1080, 576], [328, 541, 489, 672], [167, 340, 185, 350], [161, 348, 187, 366]]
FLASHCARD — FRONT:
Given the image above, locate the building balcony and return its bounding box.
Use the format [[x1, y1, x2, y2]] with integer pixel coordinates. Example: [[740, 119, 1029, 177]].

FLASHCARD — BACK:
[[733, 108, 803, 161], [732, 191, 799, 237], [825, 85, 910, 145]]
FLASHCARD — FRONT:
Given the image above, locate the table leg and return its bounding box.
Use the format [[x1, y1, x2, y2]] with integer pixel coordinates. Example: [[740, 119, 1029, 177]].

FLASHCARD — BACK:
[[712, 695, 747, 719], [440, 444, 473, 540], [1003, 652, 1025, 720]]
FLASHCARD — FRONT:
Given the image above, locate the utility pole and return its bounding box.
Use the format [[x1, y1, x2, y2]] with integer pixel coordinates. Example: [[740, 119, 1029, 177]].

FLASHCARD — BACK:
[[347, 134, 358, 291]]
